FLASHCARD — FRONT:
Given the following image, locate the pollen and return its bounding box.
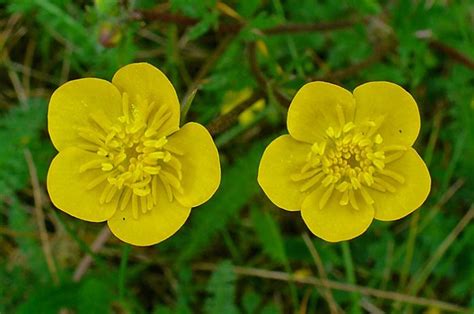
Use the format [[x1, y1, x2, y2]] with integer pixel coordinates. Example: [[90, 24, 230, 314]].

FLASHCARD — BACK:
[[76, 93, 183, 219], [291, 113, 407, 210]]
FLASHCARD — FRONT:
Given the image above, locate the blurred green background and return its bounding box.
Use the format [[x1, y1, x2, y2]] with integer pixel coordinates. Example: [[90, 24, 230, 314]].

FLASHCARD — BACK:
[[1, 0, 473, 313]]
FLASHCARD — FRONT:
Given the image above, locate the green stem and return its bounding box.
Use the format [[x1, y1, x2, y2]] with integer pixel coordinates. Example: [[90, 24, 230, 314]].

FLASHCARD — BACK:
[[118, 244, 132, 300], [341, 242, 361, 313]]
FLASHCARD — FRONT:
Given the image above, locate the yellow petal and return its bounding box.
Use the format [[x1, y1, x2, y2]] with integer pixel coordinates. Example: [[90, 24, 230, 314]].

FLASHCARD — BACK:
[[371, 148, 431, 221], [287, 81, 355, 143], [48, 78, 123, 151], [107, 179, 191, 246], [353, 81, 420, 146], [167, 122, 221, 208], [47, 147, 117, 222], [112, 63, 180, 136], [258, 135, 311, 211], [301, 186, 374, 242]]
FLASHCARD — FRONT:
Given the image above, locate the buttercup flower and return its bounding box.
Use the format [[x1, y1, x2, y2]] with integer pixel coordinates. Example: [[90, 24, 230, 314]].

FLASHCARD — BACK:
[[258, 81, 431, 242], [47, 63, 221, 246]]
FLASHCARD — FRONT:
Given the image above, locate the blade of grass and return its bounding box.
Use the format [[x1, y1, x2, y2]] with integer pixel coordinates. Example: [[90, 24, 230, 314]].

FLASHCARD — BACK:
[[24, 149, 59, 284], [119, 244, 132, 300], [73, 226, 111, 282], [341, 242, 362, 313], [194, 264, 468, 312], [399, 211, 420, 289], [302, 233, 340, 314], [408, 204, 474, 296]]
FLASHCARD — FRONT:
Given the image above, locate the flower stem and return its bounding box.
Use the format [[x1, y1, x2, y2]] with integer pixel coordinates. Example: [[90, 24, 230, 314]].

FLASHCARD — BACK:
[[341, 242, 361, 313], [118, 244, 132, 300]]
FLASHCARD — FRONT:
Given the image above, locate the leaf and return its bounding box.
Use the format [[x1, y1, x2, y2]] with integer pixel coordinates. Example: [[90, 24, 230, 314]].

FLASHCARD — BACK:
[[250, 207, 288, 264], [186, 10, 219, 40], [77, 277, 115, 314], [242, 290, 261, 314], [204, 261, 238, 314], [16, 281, 79, 314], [15, 276, 115, 314]]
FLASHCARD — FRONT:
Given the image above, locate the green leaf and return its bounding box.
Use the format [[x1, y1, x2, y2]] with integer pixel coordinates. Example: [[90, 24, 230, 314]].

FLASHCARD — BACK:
[[250, 207, 287, 264], [16, 281, 79, 314], [77, 277, 115, 314], [242, 290, 261, 314], [204, 261, 238, 314], [186, 11, 219, 40]]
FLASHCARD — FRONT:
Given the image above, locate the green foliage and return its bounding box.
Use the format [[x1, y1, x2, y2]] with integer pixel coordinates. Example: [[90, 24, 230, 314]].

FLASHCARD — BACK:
[[16, 277, 115, 314], [250, 207, 287, 264], [0, 99, 53, 198], [204, 261, 238, 314], [170, 139, 268, 263]]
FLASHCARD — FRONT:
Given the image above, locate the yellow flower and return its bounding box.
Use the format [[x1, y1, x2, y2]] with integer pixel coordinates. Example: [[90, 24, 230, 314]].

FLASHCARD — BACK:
[[47, 63, 221, 246], [258, 81, 431, 242], [221, 88, 265, 126]]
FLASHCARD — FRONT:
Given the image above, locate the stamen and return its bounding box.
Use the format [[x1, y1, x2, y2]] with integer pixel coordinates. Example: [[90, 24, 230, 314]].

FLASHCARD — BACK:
[[336, 104, 345, 127], [291, 168, 321, 182], [79, 159, 104, 173], [382, 145, 407, 152], [164, 143, 184, 156], [360, 186, 374, 205], [384, 151, 405, 163], [343, 122, 356, 133], [77, 143, 101, 152], [151, 175, 159, 204], [300, 172, 324, 192], [101, 163, 114, 171], [369, 182, 386, 192], [90, 111, 113, 131], [374, 177, 396, 193], [105, 185, 117, 203], [146, 193, 154, 210], [326, 127, 335, 138], [319, 184, 334, 209], [374, 134, 383, 144], [99, 184, 113, 204], [120, 188, 132, 211], [349, 189, 359, 210], [339, 190, 349, 205], [161, 170, 183, 193], [166, 157, 183, 179], [159, 176, 173, 202], [78, 131, 104, 146], [132, 194, 139, 219], [140, 195, 147, 213], [379, 169, 405, 184], [86, 172, 111, 190], [122, 92, 130, 123]]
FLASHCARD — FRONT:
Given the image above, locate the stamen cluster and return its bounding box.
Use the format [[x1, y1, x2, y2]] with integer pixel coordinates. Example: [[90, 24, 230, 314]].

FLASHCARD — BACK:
[[77, 93, 184, 219]]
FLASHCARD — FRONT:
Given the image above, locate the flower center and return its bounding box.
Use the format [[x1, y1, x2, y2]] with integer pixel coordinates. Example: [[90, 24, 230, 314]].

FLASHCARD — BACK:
[[76, 93, 183, 219], [291, 105, 407, 210]]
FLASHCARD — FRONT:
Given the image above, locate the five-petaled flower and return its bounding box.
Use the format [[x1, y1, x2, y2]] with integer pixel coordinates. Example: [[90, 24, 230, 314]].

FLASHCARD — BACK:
[[47, 63, 221, 246], [258, 81, 431, 242]]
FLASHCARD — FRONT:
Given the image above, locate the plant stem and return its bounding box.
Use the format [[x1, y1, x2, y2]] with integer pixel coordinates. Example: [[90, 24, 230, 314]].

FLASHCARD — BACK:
[[119, 244, 132, 300], [341, 242, 361, 313]]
